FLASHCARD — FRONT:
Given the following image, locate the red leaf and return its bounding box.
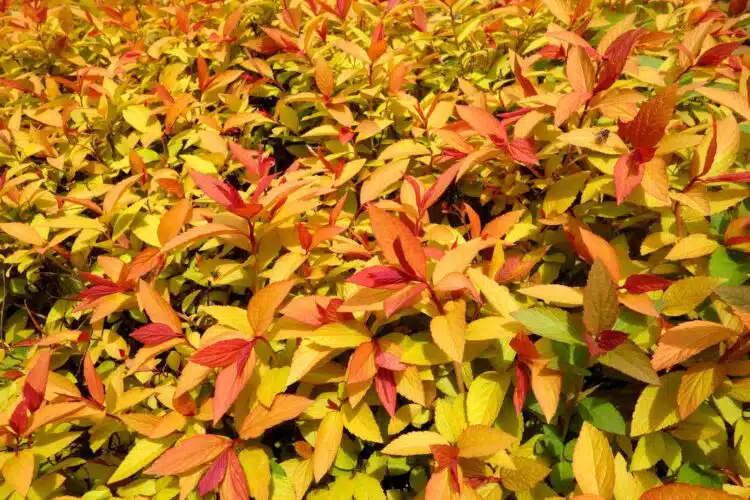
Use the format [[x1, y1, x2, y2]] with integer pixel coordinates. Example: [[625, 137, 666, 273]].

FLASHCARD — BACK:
[[197, 56, 210, 91], [412, 5, 427, 31], [613, 152, 645, 205], [510, 332, 539, 361], [622, 274, 673, 294], [374, 347, 406, 371], [23, 351, 51, 411], [0, 169, 7, 191], [190, 170, 245, 209], [507, 137, 539, 166], [594, 28, 647, 93], [430, 444, 459, 469], [597, 330, 629, 352], [626, 85, 677, 150], [730, 0, 748, 15], [347, 266, 413, 289], [191, 339, 253, 367], [298, 224, 312, 251], [697, 42, 741, 67], [701, 171, 750, 184], [198, 450, 229, 496], [83, 353, 105, 406], [131, 323, 181, 345], [383, 282, 428, 317], [513, 364, 530, 414], [9, 400, 28, 435], [229, 142, 275, 180], [421, 165, 460, 212], [374, 367, 398, 417]]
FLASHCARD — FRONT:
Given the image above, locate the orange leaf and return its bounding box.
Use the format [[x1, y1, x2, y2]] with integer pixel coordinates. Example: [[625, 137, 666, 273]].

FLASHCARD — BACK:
[[23, 350, 51, 411], [641, 484, 741, 500], [145, 434, 231, 476], [247, 279, 296, 336], [312, 411, 344, 482], [157, 198, 192, 246], [368, 206, 426, 279], [137, 280, 181, 334], [314, 58, 334, 97], [239, 394, 313, 439], [578, 227, 621, 281], [651, 321, 737, 371], [583, 259, 619, 334], [83, 352, 105, 406]]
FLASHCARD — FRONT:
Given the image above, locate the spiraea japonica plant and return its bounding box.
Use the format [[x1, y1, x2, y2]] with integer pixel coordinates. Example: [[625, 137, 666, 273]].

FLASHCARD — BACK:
[[0, 0, 750, 498]]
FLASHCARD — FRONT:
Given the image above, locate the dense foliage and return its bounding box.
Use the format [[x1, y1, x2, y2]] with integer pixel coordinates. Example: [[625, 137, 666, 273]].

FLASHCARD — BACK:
[[1, 0, 750, 498]]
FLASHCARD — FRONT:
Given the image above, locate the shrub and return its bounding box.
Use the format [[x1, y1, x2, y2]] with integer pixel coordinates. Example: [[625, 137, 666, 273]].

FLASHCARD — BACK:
[[0, 0, 749, 498]]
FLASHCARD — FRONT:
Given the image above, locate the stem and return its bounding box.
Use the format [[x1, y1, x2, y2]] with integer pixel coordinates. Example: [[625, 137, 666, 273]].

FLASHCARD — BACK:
[[454, 361, 465, 393]]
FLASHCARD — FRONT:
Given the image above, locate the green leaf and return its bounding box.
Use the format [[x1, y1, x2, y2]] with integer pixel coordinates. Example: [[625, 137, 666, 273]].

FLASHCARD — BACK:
[[709, 248, 750, 286], [577, 397, 627, 435], [676, 463, 724, 489], [511, 307, 585, 344]]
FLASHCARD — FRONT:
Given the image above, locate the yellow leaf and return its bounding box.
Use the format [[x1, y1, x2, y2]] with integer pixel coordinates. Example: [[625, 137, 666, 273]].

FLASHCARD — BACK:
[[497, 455, 551, 492], [312, 411, 344, 482], [558, 127, 628, 155], [1, 449, 36, 497], [159, 223, 248, 253], [240, 448, 271, 500], [378, 139, 430, 161], [678, 363, 725, 420], [430, 300, 467, 362], [696, 87, 750, 121], [599, 340, 661, 385], [466, 371, 511, 426], [432, 238, 489, 285], [465, 317, 518, 341], [665, 234, 719, 260], [661, 276, 725, 316], [381, 431, 449, 456], [518, 284, 584, 307], [435, 396, 467, 443], [341, 402, 383, 443], [0, 222, 44, 246], [573, 422, 615, 499], [309, 321, 371, 348], [360, 159, 409, 204], [651, 320, 737, 371], [467, 268, 519, 318], [201, 305, 252, 334], [542, 171, 591, 217], [108, 435, 178, 483], [457, 425, 516, 458], [631, 373, 681, 436]]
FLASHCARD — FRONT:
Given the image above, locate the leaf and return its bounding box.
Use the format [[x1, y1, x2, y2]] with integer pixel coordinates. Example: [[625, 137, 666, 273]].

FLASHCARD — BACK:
[[677, 363, 725, 419], [623, 274, 673, 294], [239, 394, 313, 439], [24, 351, 51, 411], [457, 425, 516, 457], [599, 340, 661, 385], [696, 87, 750, 121], [145, 434, 231, 475], [137, 280, 181, 334], [631, 373, 681, 436], [381, 431, 450, 456], [578, 227, 622, 281], [0, 222, 44, 246], [310, 321, 371, 348], [314, 58, 334, 96], [83, 352, 105, 406], [665, 234, 719, 260], [466, 371, 511, 426], [641, 483, 741, 500], [108, 435, 178, 483], [159, 223, 247, 253], [518, 285, 584, 307], [239, 448, 271, 500], [367, 206, 426, 279], [312, 411, 344, 482], [511, 307, 584, 344], [542, 171, 590, 217], [661, 276, 725, 316], [1, 449, 36, 496], [430, 300, 467, 362], [247, 279, 296, 336], [432, 238, 487, 285], [594, 28, 646, 93], [651, 320, 737, 371], [573, 422, 615, 499], [341, 401, 383, 443], [583, 259, 619, 334], [456, 105, 505, 139], [158, 198, 192, 245], [192, 338, 253, 367], [614, 152, 644, 204], [577, 397, 627, 435], [626, 85, 676, 150]]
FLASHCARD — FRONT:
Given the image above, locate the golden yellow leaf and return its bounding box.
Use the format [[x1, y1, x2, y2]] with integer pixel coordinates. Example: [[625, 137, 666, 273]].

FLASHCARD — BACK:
[[381, 431, 450, 456], [312, 411, 344, 482], [573, 422, 615, 499], [665, 234, 719, 260], [518, 284, 584, 307], [430, 300, 467, 362], [661, 276, 725, 316], [678, 363, 725, 419]]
